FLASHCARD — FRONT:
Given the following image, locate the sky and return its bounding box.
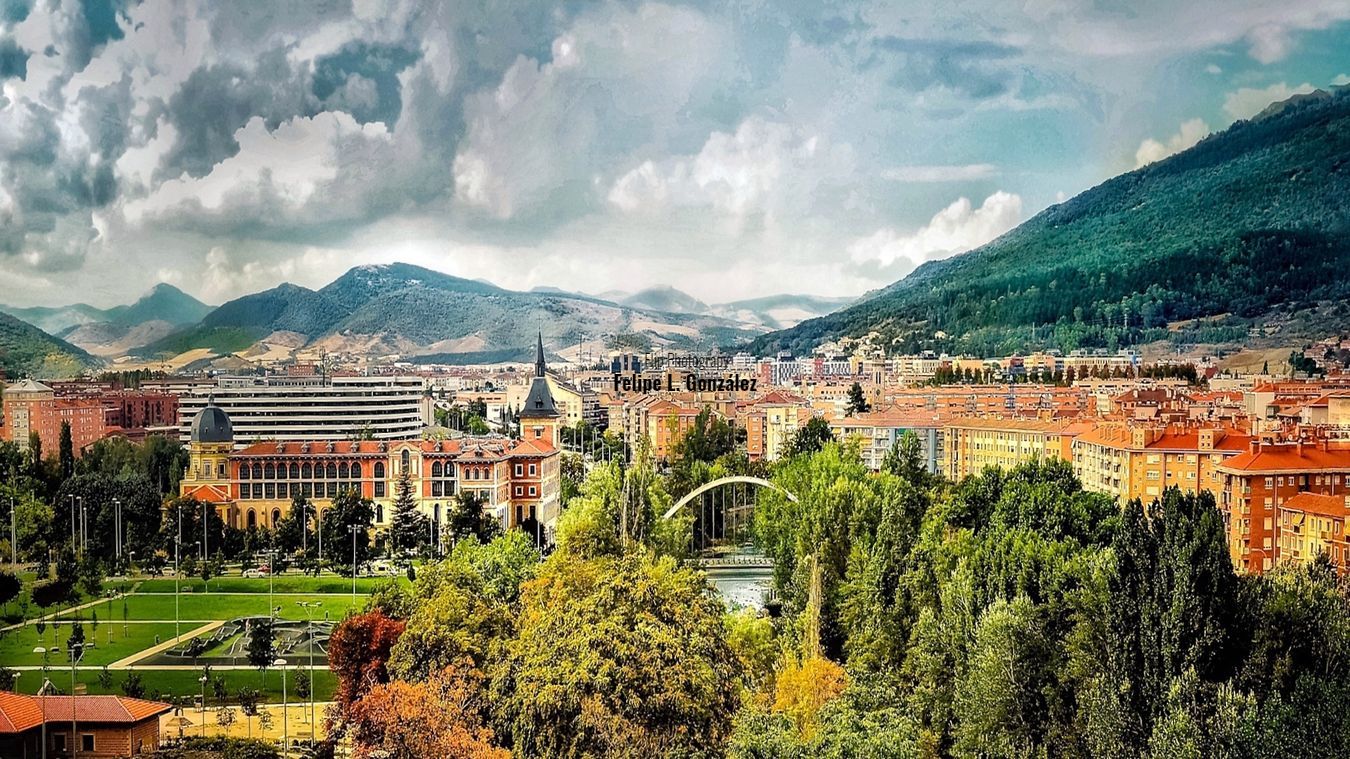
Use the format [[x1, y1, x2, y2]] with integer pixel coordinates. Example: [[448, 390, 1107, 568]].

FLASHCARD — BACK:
[[0, 0, 1347, 310]]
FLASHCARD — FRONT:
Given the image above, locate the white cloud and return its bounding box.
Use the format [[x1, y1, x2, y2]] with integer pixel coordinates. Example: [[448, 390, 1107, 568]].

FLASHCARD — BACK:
[[1333, 73, 1350, 86], [1223, 82, 1315, 120], [452, 4, 735, 220], [1245, 24, 1293, 64], [607, 119, 808, 217], [882, 164, 999, 182], [848, 192, 1023, 274], [1205, 64, 1223, 75], [123, 112, 394, 229], [1135, 118, 1210, 167]]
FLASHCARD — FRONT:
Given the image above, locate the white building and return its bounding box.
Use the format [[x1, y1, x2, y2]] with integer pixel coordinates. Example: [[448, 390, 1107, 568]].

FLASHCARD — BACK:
[[176, 375, 431, 447]]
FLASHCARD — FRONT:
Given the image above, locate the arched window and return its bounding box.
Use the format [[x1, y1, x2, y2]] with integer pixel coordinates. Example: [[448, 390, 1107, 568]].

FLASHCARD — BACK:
[[247, 510, 256, 529], [401, 449, 411, 473], [263, 464, 275, 480], [240, 466, 251, 480], [327, 463, 339, 479], [374, 462, 386, 479], [351, 462, 363, 478], [289, 464, 300, 480], [251, 464, 263, 480], [432, 461, 443, 477], [339, 462, 350, 479], [376, 504, 385, 522], [301, 463, 313, 479], [271, 508, 282, 526]]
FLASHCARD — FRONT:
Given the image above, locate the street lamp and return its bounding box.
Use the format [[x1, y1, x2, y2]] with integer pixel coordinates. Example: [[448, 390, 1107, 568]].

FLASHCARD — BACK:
[[39, 676, 53, 759], [297, 601, 322, 743], [70, 641, 83, 759], [274, 657, 289, 752], [348, 525, 360, 599], [198, 674, 209, 738]]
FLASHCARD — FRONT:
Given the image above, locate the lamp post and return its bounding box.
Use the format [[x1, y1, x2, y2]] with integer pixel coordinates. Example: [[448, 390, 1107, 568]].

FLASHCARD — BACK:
[[112, 499, 122, 566], [274, 657, 289, 752], [70, 641, 83, 759], [297, 601, 322, 743], [40, 676, 52, 759], [348, 525, 360, 600], [9, 494, 16, 570], [174, 507, 182, 641], [198, 674, 209, 738]]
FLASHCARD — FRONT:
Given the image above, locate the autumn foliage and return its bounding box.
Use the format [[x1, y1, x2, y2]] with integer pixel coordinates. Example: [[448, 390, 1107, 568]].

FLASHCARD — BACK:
[[327, 609, 407, 712], [772, 655, 848, 739], [347, 661, 508, 759]]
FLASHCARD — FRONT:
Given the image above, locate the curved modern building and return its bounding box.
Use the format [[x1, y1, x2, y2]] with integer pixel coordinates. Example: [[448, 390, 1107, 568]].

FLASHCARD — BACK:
[[175, 375, 431, 447]]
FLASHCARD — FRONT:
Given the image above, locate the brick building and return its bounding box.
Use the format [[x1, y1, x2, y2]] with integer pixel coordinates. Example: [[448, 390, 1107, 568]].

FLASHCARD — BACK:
[[0, 692, 172, 757], [0, 380, 107, 457]]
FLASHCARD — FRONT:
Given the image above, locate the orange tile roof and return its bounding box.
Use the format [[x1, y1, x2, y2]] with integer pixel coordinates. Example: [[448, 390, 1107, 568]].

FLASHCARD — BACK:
[[1219, 443, 1350, 474], [1279, 492, 1347, 518], [0, 692, 44, 733], [0, 694, 171, 731]]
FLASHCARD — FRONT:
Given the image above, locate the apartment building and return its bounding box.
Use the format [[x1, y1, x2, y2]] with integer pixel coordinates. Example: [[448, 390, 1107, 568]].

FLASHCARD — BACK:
[[831, 410, 945, 473], [740, 391, 813, 462], [1217, 439, 1350, 573], [0, 379, 107, 455], [1072, 424, 1251, 503], [1276, 492, 1349, 572], [942, 418, 1093, 480]]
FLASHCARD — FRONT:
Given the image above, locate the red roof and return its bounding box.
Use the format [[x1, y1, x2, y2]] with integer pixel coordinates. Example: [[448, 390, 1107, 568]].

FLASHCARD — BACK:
[[1280, 492, 1348, 519], [0, 692, 44, 733], [1220, 443, 1350, 474], [0, 694, 170, 732]]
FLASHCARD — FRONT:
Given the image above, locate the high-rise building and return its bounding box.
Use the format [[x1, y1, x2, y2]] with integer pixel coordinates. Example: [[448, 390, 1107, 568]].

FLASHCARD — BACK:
[[0, 379, 107, 456], [175, 375, 430, 446]]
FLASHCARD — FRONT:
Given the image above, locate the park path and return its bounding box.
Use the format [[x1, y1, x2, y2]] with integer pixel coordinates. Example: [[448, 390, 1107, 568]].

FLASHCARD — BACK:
[[108, 620, 223, 669]]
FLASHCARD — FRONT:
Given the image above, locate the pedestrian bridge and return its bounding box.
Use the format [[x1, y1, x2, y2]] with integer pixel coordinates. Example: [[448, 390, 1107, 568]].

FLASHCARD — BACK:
[[661, 475, 797, 520]]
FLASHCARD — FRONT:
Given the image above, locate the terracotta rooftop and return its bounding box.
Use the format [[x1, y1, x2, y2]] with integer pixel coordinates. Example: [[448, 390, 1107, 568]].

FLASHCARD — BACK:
[[0, 694, 171, 732], [1279, 492, 1348, 518], [1219, 442, 1350, 473]]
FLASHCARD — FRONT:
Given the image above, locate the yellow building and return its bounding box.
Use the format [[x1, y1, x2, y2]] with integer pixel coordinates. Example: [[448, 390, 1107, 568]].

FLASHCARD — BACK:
[[1277, 492, 1349, 572], [942, 418, 1093, 480], [1072, 425, 1252, 503]]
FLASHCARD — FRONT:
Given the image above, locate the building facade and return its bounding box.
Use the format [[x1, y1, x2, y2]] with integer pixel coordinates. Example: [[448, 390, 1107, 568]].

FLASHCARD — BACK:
[[181, 338, 563, 539], [175, 375, 431, 446], [0, 379, 107, 456], [1072, 424, 1251, 503], [942, 418, 1092, 480]]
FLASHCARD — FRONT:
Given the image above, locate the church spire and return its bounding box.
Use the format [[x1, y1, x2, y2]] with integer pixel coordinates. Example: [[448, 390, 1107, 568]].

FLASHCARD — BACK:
[[535, 331, 546, 377]]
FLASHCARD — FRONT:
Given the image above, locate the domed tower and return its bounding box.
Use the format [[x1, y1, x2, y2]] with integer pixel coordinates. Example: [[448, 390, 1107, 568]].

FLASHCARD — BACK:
[[518, 332, 561, 447], [181, 394, 235, 500]]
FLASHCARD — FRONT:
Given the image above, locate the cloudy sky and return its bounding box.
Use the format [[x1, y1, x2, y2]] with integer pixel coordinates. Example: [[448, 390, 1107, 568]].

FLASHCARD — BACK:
[[0, 0, 1347, 309]]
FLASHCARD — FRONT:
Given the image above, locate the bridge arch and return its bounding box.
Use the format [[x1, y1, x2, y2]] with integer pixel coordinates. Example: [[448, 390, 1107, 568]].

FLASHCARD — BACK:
[[662, 476, 797, 521]]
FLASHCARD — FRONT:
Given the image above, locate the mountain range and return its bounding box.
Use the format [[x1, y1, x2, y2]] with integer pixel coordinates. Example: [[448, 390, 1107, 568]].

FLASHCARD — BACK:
[[752, 85, 1350, 357]]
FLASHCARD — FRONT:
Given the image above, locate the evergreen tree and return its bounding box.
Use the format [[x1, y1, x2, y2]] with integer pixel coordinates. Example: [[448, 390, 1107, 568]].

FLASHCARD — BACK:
[[58, 421, 74, 480], [388, 467, 423, 553], [845, 382, 871, 416]]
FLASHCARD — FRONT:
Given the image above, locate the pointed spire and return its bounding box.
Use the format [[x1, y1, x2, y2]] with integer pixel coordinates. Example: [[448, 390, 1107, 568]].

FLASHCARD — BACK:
[[535, 331, 546, 377]]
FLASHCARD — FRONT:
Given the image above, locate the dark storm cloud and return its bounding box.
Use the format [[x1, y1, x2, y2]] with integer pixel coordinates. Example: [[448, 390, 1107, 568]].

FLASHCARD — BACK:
[[312, 42, 420, 125], [156, 49, 320, 179], [0, 35, 28, 78]]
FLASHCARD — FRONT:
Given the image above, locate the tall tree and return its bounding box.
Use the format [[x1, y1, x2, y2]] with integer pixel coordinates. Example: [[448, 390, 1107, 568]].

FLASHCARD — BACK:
[[388, 467, 423, 553], [845, 382, 871, 415], [58, 421, 74, 480]]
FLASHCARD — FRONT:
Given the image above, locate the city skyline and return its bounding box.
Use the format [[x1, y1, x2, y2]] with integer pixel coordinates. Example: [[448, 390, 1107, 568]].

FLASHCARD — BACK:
[[0, 1, 1347, 308]]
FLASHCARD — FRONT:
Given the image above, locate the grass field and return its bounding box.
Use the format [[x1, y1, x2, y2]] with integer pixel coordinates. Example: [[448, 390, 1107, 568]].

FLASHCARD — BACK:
[[54, 593, 365, 623], [0, 621, 183, 666], [8, 667, 336, 704], [136, 575, 405, 595]]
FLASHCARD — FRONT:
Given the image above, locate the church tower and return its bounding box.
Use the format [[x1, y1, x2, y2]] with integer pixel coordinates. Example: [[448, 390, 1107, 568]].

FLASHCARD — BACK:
[[518, 332, 561, 447]]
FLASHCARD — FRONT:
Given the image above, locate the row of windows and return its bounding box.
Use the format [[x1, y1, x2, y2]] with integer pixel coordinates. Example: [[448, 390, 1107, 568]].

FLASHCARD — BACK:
[[240, 462, 386, 480]]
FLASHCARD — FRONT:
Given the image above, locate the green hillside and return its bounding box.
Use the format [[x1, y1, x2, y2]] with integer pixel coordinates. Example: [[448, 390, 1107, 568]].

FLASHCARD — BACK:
[[752, 87, 1350, 357], [0, 312, 99, 378]]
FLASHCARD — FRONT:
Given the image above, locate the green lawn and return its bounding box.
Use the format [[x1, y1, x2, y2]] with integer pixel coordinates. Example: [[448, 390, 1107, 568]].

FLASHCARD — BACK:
[[55, 593, 364, 623], [9, 667, 336, 705], [136, 575, 405, 595], [0, 621, 182, 666]]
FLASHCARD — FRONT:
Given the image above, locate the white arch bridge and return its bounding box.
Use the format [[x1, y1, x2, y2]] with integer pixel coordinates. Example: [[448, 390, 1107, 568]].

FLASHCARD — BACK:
[[662, 476, 797, 553]]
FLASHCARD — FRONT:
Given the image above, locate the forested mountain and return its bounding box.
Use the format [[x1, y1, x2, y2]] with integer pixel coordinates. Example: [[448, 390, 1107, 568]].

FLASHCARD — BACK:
[[134, 263, 764, 362], [752, 87, 1350, 356], [0, 311, 99, 378]]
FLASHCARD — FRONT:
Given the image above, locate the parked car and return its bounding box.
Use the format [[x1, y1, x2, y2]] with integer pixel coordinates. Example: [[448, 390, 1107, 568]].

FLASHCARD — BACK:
[[242, 567, 270, 578]]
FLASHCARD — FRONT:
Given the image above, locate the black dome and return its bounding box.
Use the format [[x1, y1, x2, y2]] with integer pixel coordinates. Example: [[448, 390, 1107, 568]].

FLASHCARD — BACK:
[[191, 395, 233, 443]]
